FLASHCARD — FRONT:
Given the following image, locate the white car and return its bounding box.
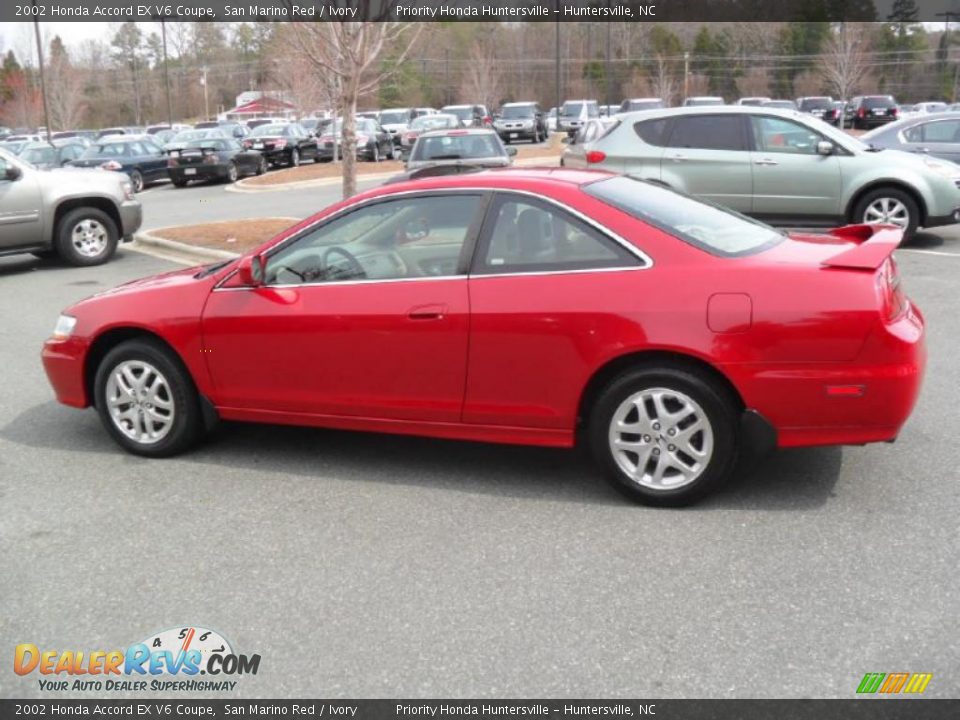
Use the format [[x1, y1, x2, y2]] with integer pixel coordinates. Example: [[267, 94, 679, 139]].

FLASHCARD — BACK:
[[378, 108, 417, 144], [683, 96, 725, 107], [915, 101, 949, 115], [737, 96, 771, 106]]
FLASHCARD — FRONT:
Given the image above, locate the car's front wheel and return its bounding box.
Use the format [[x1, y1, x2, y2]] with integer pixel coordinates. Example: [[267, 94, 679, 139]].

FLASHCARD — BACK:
[[94, 339, 202, 458], [588, 366, 739, 506], [854, 187, 919, 238], [55, 207, 119, 266]]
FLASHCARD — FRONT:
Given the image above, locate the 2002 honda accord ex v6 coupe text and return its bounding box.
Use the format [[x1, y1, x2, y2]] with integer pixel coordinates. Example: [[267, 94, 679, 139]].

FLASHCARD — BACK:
[[41, 169, 926, 505]]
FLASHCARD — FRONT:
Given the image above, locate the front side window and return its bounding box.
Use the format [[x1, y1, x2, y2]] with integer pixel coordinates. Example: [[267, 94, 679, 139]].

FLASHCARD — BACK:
[[263, 194, 483, 285], [668, 115, 745, 151], [904, 120, 960, 143], [750, 116, 825, 154], [477, 195, 641, 273], [584, 176, 782, 257]]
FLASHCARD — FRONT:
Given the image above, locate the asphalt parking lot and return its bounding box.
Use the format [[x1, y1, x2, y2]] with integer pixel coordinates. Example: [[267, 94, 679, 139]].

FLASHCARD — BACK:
[[1, 222, 958, 699]]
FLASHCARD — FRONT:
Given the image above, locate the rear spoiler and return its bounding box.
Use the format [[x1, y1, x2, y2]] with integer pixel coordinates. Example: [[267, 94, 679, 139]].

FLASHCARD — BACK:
[[821, 223, 902, 270], [165, 145, 219, 155]]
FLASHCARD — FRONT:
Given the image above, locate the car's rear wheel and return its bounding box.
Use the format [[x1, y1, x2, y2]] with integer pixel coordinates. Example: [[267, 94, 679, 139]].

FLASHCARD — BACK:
[[255, 156, 268, 175], [94, 339, 202, 458], [290, 148, 300, 167], [55, 207, 119, 267], [588, 366, 739, 506], [226, 161, 239, 183], [854, 187, 919, 238], [129, 169, 144, 193]]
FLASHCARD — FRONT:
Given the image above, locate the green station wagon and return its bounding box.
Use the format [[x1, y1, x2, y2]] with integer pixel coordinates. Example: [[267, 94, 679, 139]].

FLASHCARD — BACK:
[[564, 106, 960, 237]]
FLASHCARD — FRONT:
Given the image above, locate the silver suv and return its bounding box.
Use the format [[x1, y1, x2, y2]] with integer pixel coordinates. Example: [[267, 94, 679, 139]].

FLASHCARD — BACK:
[[0, 147, 142, 265], [563, 105, 960, 237]]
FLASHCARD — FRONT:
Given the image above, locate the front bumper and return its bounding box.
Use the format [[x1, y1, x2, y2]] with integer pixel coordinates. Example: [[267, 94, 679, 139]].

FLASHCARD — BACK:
[[118, 200, 142, 242], [41, 336, 90, 408], [923, 208, 960, 228]]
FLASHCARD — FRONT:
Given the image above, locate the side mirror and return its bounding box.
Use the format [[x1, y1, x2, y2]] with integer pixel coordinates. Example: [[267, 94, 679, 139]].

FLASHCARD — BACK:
[[816, 140, 834, 156], [506, 146, 518, 156], [4, 165, 22, 181], [237, 254, 264, 286]]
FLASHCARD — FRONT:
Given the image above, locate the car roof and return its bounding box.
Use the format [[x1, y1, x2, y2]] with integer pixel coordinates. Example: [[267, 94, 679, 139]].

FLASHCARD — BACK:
[[418, 127, 499, 137], [503, 101, 536, 106], [618, 105, 810, 121], [364, 167, 614, 198]]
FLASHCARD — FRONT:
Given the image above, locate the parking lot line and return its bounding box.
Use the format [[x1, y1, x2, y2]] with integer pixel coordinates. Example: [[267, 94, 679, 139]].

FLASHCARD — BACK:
[[898, 248, 960, 258]]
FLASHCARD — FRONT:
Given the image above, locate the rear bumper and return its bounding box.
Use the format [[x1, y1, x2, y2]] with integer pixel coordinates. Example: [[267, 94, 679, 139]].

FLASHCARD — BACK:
[[41, 337, 90, 408], [168, 165, 228, 182], [726, 303, 926, 448], [118, 200, 142, 242]]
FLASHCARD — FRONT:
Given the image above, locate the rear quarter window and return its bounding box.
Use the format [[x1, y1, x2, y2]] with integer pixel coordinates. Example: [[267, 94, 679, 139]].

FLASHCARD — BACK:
[[634, 118, 669, 146]]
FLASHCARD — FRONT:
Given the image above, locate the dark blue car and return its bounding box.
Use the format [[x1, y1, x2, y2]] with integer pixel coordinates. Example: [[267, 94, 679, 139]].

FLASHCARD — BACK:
[[68, 136, 168, 192]]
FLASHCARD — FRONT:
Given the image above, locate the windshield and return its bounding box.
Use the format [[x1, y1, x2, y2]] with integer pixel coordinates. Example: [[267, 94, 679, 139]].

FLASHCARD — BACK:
[[561, 102, 585, 117], [0, 140, 28, 154], [19, 145, 57, 166], [251, 124, 289, 137], [686, 98, 723, 106], [799, 98, 832, 111], [501, 105, 535, 119], [379, 110, 409, 125], [442, 106, 474, 121], [411, 115, 456, 130], [864, 96, 896, 109], [80, 143, 128, 158], [584, 176, 783, 256], [411, 133, 504, 161], [171, 129, 225, 143]]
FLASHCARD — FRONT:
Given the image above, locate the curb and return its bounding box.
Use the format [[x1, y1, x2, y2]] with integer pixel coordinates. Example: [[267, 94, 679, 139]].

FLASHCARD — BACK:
[[227, 170, 398, 193], [130, 228, 242, 266], [225, 156, 560, 193]]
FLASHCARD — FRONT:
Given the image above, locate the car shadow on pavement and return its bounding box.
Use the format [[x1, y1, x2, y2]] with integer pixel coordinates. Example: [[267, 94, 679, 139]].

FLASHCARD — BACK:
[[5, 401, 843, 511], [906, 230, 946, 249]]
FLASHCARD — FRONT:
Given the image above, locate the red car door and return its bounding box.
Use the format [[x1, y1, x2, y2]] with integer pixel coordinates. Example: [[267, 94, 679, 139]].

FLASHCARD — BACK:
[[201, 193, 486, 422], [463, 192, 650, 430]]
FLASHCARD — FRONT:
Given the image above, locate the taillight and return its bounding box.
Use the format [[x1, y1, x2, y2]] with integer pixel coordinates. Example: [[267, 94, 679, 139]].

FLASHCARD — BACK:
[[242, 140, 252, 148], [585, 150, 607, 164], [879, 258, 906, 321], [100, 160, 122, 171], [203, 152, 218, 164], [274, 138, 287, 148], [167, 158, 178, 168], [858, 108, 865, 118], [891, 107, 899, 116]]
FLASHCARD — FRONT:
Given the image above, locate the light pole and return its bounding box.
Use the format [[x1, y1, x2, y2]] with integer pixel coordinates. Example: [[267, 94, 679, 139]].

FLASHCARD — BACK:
[[605, 8, 613, 108], [31, 0, 52, 142], [157, 16, 173, 127], [683, 51, 690, 102], [201, 67, 210, 120], [554, 1, 561, 118]]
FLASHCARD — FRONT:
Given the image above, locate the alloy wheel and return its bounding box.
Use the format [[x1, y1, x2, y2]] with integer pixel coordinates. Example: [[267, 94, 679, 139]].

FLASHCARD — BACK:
[[104, 360, 175, 445], [863, 197, 910, 229], [608, 387, 714, 490], [71, 219, 109, 258]]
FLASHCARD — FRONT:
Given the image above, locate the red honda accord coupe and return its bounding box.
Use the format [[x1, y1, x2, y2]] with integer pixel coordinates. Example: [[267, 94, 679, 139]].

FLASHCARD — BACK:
[[41, 169, 926, 505]]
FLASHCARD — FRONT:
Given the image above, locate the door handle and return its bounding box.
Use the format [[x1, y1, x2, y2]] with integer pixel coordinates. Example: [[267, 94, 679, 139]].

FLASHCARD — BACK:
[[408, 303, 447, 320], [669, 153, 686, 162], [754, 157, 779, 166]]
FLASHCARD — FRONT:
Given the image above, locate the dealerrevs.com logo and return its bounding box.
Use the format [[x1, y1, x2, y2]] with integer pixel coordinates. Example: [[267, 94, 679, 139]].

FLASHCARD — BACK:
[[14, 626, 260, 692]]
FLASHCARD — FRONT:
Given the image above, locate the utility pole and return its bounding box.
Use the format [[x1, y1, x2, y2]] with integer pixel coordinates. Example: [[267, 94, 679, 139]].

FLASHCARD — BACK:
[[159, 17, 173, 127], [683, 51, 690, 102], [31, 1, 52, 141], [555, 1, 561, 116], [201, 67, 210, 120], [605, 8, 613, 108]]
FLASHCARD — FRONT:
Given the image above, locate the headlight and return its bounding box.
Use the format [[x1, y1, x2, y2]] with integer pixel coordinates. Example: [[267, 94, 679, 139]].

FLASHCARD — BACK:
[[120, 181, 134, 201], [52, 314, 77, 340]]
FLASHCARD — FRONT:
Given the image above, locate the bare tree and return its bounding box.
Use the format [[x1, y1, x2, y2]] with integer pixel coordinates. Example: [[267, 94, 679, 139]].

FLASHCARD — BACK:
[[286, 20, 421, 199], [463, 39, 503, 109], [46, 38, 88, 130], [650, 54, 678, 105], [818, 23, 872, 128]]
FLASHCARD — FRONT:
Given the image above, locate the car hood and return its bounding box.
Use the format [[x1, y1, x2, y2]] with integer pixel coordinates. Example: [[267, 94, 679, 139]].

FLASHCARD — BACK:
[[42, 166, 129, 193], [406, 157, 510, 170], [90, 264, 214, 300], [857, 146, 960, 174]]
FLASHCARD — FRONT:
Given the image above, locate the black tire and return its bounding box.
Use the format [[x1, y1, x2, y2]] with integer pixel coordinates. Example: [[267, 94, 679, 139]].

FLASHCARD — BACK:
[[31, 249, 58, 260], [289, 148, 300, 167], [172, 178, 189, 188], [55, 207, 119, 267], [372, 144, 381, 163], [255, 157, 268, 175], [852, 186, 920, 239], [94, 338, 203, 458], [588, 365, 739, 506], [129, 169, 144, 193], [225, 161, 239, 183]]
